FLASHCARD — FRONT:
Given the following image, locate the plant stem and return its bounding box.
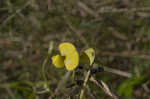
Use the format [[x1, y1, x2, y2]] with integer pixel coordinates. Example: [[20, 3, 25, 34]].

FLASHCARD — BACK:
[[42, 41, 54, 95], [79, 70, 91, 99]]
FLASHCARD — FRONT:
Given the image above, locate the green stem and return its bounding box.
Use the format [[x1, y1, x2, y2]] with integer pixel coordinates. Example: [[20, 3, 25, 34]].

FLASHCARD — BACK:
[[41, 41, 54, 95], [80, 70, 91, 99], [42, 56, 49, 84]]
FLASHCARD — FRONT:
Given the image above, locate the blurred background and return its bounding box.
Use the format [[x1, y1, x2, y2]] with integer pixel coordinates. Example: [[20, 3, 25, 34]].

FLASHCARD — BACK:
[[0, 0, 150, 99]]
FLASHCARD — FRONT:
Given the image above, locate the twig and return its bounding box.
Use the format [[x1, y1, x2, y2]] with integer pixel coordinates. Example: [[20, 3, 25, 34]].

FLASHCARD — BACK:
[[77, 1, 99, 18], [98, 7, 150, 13], [79, 64, 131, 98], [90, 76, 118, 99], [109, 28, 128, 41], [6, 87, 15, 99], [93, 63, 132, 78], [1, 0, 32, 28], [67, 22, 89, 48], [97, 50, 150, 60], [49, 71, 72, 99], [103, 66, 132, 78], [47, 0, 52, 11]]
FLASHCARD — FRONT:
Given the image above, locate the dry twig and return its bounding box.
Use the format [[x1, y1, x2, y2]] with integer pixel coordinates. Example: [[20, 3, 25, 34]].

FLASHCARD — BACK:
[[1, 0, 32, 27], [98, 7, 150, 13], [90, 76, 118, 99], [97, 50, 150, 60], [77, 1, 99, 18], [49, 71, 72, 99], [103, 66, 132, 78]]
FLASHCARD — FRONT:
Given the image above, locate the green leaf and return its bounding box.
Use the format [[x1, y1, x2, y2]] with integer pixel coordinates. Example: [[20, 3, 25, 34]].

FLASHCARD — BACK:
[[117, 75, 146, 97], [144, 1, 150, 6], [14, 92, 23, 99]]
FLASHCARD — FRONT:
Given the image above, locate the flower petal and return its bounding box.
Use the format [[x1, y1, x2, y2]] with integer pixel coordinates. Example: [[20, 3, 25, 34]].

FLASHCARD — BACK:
[[51, 55, 65, 68], [59, 42, 76, 56], [64, 51, 79, 70]]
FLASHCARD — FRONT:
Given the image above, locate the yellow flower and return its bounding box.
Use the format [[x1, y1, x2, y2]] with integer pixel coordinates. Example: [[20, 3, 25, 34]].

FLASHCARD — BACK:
[[52, 42, 79, 71], [80, 48, 95, 65], [59, 42, 76, 56], [52, 55, 65, 68]]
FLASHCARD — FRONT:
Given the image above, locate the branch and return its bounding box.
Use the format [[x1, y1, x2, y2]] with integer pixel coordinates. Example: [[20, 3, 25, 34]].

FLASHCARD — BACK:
[[97, 50, 150, 60], [90, 76, 118, 99]]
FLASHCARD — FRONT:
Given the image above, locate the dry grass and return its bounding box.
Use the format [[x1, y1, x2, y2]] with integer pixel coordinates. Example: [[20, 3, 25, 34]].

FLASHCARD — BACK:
[[0, 0, 150, 98]]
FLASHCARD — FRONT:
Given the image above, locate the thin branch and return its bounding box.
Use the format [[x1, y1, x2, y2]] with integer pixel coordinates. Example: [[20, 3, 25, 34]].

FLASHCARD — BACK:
[[103, 66, 132, 78], [91, 63, 132, 78], [67, 22, 89, 48], [49, 71, 72, 99], [6, 87, 15, 99], [90, 76, 118, 99], [97, 50, 150, 60], [93, 63, 132, 78], [77, 1, 99, 18], [98, 7, 150, 13], [1, 0, 32, 28]]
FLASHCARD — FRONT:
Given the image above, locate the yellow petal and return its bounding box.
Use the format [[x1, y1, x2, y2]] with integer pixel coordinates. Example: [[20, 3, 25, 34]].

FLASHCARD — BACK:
[[51, 55, 65, 68], [59, 42, 76, 56], [80, 48, 95, 65], [64, 51, 79, 70]]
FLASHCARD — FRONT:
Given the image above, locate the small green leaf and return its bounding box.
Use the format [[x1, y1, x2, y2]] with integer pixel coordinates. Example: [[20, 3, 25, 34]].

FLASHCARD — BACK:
[[117, 75, 146, 97]]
